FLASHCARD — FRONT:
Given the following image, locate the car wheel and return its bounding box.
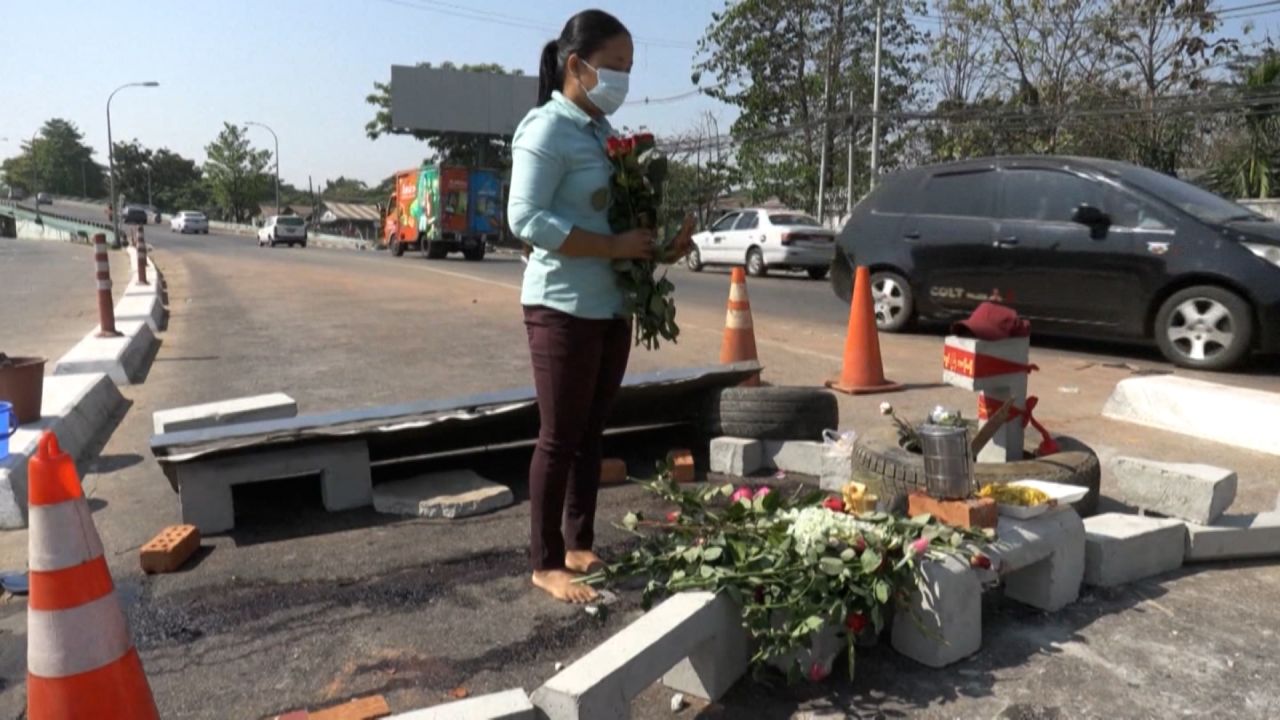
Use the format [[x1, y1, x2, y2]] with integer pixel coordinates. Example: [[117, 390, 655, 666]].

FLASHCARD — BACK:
[[391, 240, 405, 257], [807, 266, 829, 280], [426, 241, 449, 260], [462, 245, 485, 261], [1155, 286, 1253, 370], [869, 270, 914, 332], [746, 247, 767, 277], [687, 246, 704, 272]]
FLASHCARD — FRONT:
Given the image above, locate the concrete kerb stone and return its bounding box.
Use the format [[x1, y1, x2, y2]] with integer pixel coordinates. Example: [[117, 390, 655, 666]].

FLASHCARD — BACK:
[[386, 689, 535, 719], [987, 509, 1086, 612], [1103, 375, 1280, 456], [1084, 513, 1186, 587], [113, 293, 165, 333], [173, 439, 373, 534], [531, 592, 749, 720], [891, 554, 983, 668], [709, 437, 764, 477], [152, 393, 298, 435], [1110, 456, 1237, 525], [1184, 512, 1280, 562], [763, 440, 825, 477], [52, 320, 156, 386], [0, 373, 126, 528], [373, 469, 514, 519]]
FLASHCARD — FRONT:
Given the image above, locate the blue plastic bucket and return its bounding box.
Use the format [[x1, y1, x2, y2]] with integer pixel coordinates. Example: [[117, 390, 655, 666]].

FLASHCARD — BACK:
[[0, 401, 15, 461]]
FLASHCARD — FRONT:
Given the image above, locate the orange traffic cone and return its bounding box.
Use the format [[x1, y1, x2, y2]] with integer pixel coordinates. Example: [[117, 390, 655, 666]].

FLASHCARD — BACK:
[[27, 432, 159, 720], [720, 267, 760, 385], [827, 266, 904, 395]]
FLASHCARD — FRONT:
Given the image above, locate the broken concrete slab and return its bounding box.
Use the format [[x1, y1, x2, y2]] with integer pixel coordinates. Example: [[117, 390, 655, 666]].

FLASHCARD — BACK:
[[174, 439, 372, 534], [1084, 513, 1185, 587], [373, 470, 513, 519], [1102, 375, 1280, 457], [1184, 512, 1280, 562], [1111, 456, 1237, 525], [532, 592, 749, 720], [152, 392, 298, 436], [763, 440, 824, 477], [709, 437, 763, 477], [891, 554, 983, 668], [388, 689, 535, 719]]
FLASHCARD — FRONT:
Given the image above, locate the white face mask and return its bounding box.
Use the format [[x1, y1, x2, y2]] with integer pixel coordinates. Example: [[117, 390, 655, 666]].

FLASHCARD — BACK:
[[580, 59, 629, 116]]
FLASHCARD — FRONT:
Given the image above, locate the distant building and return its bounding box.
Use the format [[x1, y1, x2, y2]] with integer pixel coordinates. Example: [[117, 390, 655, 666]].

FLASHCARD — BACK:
[[316, 201, 382, 239]]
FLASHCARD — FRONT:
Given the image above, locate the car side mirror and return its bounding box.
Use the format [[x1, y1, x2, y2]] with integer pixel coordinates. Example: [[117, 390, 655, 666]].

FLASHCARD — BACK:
[[1072, 205, 1110, 228]]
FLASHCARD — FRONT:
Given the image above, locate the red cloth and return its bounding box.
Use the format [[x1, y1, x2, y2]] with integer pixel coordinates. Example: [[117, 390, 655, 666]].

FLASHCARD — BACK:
[[977, 394, 1061, 456], [952, 302, 1031, 341]]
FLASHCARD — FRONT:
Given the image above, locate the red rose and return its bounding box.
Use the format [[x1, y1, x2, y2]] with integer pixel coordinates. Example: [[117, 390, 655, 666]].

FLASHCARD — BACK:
[[845, 612, 868, 634], [666, 510, 680, 523], [822, 497, 845, 513], [911, 538, 930, 557], [753, 586, 765, 604], [970, 553, 992, 570], [634, 132, 655, 146], [853, 536, 867, 553], [808, 661, 829, 682], [624, 136, 636, 153], [606, 136, 624, 157]]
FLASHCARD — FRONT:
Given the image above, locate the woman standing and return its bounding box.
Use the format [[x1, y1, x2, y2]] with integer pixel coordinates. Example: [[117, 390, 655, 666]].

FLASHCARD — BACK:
[[508, 9, 692, 603]]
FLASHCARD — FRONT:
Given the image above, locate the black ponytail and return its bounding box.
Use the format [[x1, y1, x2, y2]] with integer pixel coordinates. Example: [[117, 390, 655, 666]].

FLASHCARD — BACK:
[[536, 9, 630, 106]]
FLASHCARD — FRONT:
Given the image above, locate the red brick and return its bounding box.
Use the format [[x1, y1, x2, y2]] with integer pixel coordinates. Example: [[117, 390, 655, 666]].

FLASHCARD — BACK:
[[309, 695, 390, 720], [668, 449, 696, 484], [600, 458, 628, 486], [908, 492, 998, 530], [139, 524, 201, 574]]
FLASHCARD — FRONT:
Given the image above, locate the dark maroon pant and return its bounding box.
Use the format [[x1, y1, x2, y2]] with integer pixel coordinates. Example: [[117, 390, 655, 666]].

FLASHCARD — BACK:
[[524, 305, 631, 571]]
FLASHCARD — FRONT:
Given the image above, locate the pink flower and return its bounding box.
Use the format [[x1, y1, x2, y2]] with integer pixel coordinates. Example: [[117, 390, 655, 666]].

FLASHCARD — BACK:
[[753, 486, 772, 500], [666, 510, 680, 523], [911, 538, 930, 557], [853, 536, 867, 553], [822, 497, 845, 513], [730, 487, 754, 504], [808, 661, 829, 682]]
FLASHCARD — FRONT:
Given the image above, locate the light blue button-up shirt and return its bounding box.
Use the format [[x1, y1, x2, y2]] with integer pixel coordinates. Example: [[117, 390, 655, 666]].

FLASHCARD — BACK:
[[509, 91, 622, 319]]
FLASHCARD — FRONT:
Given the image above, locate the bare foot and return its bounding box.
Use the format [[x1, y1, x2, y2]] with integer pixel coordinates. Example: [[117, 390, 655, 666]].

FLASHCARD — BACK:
[[564, 550, 606, 574], [532, 570, 599, 604]]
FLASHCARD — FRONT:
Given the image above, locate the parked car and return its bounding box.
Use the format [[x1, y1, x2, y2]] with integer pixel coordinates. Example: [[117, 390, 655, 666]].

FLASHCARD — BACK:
[[136, 204, 162, 223], [6, 187, 26, 201], [834, 155, 1280, 371], [35, 192, 52, 205], [120, 205, 149, 225], [257, 215, 308, 248], [689, 208, 835, 279], [170, 211, 209, 234]]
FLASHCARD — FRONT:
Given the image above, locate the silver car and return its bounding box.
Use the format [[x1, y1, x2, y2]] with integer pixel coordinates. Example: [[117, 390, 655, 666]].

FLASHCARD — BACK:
[[170, 211, 209, 234], [688, 208, 836, 279]]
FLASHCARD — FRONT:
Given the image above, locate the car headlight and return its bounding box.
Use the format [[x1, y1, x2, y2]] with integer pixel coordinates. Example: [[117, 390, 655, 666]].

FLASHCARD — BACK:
[[1243, 242, 1280, 268]]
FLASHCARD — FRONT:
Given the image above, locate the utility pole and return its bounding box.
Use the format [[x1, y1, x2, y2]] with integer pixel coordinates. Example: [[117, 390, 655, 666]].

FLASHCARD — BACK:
[[82, 161, 88, 197], [107, 81, 160, 246], [846, 90, 855, 215], [145, 164, 152, 207], [817, 1, 844, 223], [869, 2, 883, 190]]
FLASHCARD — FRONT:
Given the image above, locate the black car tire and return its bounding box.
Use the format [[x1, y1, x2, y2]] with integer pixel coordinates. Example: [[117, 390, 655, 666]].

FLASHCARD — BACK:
[[852, 425, 1101, 516], [1154, 285, 1253, 371], [300, 241, 307, 249], [807, 266, 829, 280], [746, 247, 767, 277], [869, 270, 914, 332], [703, 386, 839, 441], [426, 240, 449, 259], [391, 240, 405, 257], [463, 245, 485, 261], [687, 246, 704, 272], [830, 252, 854, 306]]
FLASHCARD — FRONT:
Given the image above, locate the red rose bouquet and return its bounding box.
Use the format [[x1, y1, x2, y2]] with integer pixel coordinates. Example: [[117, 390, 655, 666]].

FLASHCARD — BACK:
[[606, 132, 678, 350]]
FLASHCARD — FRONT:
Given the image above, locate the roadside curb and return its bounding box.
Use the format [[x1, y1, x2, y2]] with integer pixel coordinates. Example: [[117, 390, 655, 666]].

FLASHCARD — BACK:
[[1103, 375, 1280, 456]]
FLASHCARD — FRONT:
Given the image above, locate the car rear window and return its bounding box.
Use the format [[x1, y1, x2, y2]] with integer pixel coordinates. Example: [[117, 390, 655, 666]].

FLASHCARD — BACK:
[[277, 216, 305, 227], [916, 171, 997, 218], [769, 213, 820, 227]]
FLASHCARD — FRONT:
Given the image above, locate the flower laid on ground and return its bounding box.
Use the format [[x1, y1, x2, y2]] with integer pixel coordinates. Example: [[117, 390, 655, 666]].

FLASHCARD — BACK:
[[808, 662, 830, 682], [583, 475, 988, 682], [879, 402, 894, 416], [606, 132, 676, 350]]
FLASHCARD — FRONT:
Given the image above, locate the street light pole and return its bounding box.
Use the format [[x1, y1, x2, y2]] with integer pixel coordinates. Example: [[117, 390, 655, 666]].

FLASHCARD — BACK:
[[107, 81, 160, 246], [145, 164, 152, 207], [30, 130, 39, 219], [245, 121, 280, 214], [869, 2, 883, 191]]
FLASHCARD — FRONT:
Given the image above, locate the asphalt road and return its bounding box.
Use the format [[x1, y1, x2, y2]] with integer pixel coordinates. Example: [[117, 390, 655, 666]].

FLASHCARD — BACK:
[[0, 219, 1276, 718]]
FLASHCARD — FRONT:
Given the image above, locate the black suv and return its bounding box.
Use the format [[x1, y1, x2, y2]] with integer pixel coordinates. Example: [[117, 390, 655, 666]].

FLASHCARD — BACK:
[[833, 156, 1280, 371]]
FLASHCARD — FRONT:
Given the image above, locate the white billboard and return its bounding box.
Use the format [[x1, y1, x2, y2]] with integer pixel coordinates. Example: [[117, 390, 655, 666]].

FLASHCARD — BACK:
[[390, 66, 540, 136]]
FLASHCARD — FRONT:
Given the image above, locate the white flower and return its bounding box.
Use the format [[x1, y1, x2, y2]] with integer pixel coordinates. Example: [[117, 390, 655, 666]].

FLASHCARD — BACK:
[[879, 402, 893, 416], [779, 507, 882, 556]]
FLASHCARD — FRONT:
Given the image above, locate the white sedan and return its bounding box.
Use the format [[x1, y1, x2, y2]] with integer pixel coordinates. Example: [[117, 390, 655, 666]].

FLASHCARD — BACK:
[[688, 208, 836, 279], [257, 215, 308, 248], [170, 211, 209, 234]]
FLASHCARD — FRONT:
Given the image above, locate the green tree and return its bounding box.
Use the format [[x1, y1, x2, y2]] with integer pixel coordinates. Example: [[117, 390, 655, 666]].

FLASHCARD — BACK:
[[203, 123, 271, 222], [1205, 51, 1280, 198], [365, 62, 523, 167], [1, 118, 106, 197]]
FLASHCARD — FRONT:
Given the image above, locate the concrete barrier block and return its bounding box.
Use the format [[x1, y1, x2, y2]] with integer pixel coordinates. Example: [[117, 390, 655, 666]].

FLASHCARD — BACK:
[[0, 373, 125, 528], [532, 592, 748, 720], [891, 555, 983, 668], [990, 509, 1085, 612], [763, 440, 824, 477], [388, 689, 534, 719], [1103, 375, 1280, 456], [53, 321, 156, 386], [175, 439, 372, 534], [709, 437, 763, 477], [152, 392, 298, 436], [1111, 456, 1237, 525], [1083, 513, 1185, 587], [373, 470, 513, 519], [1184, 512, 1280, 562], [113, 293, 165, 332]]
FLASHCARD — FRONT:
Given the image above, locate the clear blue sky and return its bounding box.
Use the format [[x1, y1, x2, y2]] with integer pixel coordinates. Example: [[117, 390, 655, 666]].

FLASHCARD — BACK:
[[0, 0, 732, 189]]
